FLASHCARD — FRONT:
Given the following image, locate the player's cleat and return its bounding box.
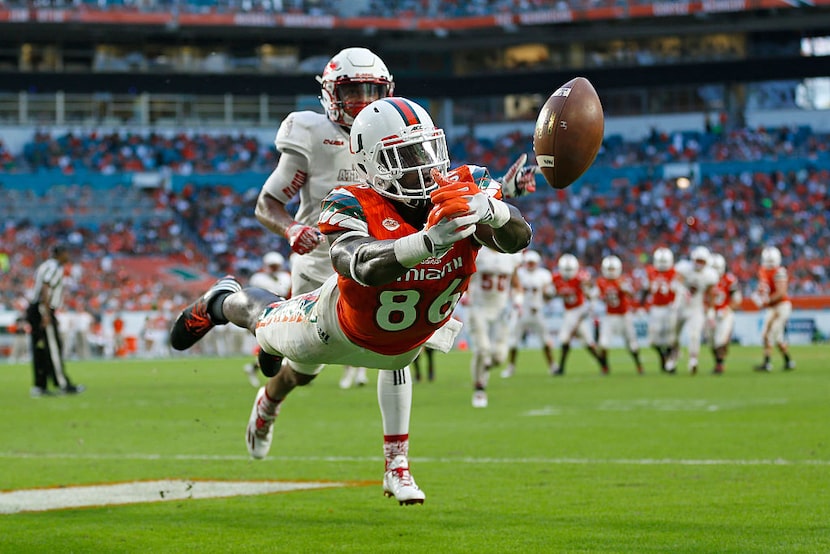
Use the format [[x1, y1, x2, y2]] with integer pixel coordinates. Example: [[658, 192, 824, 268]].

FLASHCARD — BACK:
[[257, 349, 283, 378], [754, 362, 773, 372], [383, 455, 425, 505], [689, 365, 697, 376], [600, 366, 609, 376], [472, 390, 488, 408], [551, 366, 565, 377], [170, 276, 242, 351], [636, 366, 645, 376], [784, 360, 796, 371], [500, 365, 515, 379], [354, 367, 369, 387], [30, 386, 54, 398], [246, 387, 276, 459], [61, 384, 86, 395], [548, 362, 560, 376], [339, 366, 356, 389], [712, 367, 724, 375], [243, 363, 260, 388]]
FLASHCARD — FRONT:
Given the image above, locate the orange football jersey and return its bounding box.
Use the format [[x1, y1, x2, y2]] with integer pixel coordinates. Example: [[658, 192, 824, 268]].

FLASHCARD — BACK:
[[319, 183, 479, 355]]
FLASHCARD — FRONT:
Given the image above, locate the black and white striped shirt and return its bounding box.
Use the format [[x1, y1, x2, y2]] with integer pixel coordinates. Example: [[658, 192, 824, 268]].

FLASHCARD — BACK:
[[29, 258, 64, 309]]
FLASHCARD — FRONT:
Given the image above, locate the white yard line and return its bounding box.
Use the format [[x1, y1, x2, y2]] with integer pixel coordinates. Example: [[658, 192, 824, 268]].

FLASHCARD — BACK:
[[0, 480, 349, 514], [0, 452, 828, 465]]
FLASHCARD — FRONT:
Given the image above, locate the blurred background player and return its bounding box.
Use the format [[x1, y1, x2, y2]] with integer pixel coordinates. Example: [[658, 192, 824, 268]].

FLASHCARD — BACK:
[[641, 247, 680, 373], [501, 250, 555, 378], [249, 251, 291, 296], [550, 253, 607, 376], [465, 245, 523, 407], [244, 251, 292, 386], [411, 347, 436, 383], [254, 47, 391, 391], [672, 246, 719, 375], [752, 246, 796, 372], [595, 255, 644, 375], [709, 253, 742, 375]]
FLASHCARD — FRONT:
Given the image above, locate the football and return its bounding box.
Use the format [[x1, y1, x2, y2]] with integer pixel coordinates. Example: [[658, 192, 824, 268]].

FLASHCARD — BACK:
[[533, 77, 604, 189]]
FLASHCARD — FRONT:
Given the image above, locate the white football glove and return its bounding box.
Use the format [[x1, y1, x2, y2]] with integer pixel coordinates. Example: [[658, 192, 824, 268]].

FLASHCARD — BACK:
[[424, 213, 479, 256], [500, 154, 538, 198], [466, 192, 511, 228]]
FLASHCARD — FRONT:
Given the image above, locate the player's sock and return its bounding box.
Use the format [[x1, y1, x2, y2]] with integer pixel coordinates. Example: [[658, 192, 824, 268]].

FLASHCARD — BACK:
[[383, 434, 409, 470], [654, 346, 666, 370], [559, 344, 571, 372], [258, 387, 281, 417], [378, 366, 412, 438], [207, 292, 233, 324]]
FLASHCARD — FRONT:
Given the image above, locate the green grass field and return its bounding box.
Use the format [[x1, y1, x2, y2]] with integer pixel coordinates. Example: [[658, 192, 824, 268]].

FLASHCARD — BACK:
[[1, 345, 829, 553]]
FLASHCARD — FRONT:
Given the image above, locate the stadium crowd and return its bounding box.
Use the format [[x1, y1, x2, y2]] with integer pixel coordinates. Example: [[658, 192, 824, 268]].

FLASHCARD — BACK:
[[9, 124, 829, 176], [2, 123, 829, 320]]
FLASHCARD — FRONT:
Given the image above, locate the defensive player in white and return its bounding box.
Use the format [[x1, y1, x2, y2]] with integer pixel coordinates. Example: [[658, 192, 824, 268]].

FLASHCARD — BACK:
[[672, 246, 719, 375], [256, 47, 382, 391], [709, 253, 741, 375], [641, 247, 681, 373], [595, 255, 643, 375], [465, 246, 523, 407], [501, 250, 556, 378], [249, 251, 292, 297], [244, 251, 292, 387], [752, 246, 795, 372], [550, 253, 606, 375]]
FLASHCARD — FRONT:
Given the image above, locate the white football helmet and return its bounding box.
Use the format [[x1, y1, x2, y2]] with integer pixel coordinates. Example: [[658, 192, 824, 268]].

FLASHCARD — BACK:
[[601, 255, 622, 279], [524, 250, 542, 266], [690, 246, 711, 270], [317, 47, 393, 128], [710, 253, 726, 278], [761, 246, 782, 269], [350, 97, 449, 203], [558, 253, 579, 280], [263, 251, 284, 269], [653, 247, 674, 271]]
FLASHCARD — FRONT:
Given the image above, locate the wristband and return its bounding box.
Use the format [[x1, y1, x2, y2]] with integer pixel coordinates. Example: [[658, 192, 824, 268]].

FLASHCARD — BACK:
[[393, 232, 431, 268], [489, 198, 511, 228]]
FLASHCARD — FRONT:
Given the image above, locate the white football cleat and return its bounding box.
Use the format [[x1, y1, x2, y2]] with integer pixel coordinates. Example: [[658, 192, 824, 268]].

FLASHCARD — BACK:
[[383, 455, 425, 505], [500, 364, 515, 379], [354, 367, 369, 386], [339, 366, 356, 389], [243, 362, 260, 388], [246, 387, 276, 460], [472, 390, 488, 408]]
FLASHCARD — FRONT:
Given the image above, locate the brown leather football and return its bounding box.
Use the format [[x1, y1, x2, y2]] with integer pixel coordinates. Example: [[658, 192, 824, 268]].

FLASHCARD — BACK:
[[533, 77, 604, 189]]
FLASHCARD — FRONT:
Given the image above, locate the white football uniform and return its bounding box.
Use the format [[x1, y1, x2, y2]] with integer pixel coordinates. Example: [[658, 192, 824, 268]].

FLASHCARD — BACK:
[[249, 270, 292, 298], [465, 248, 523, 366], [674, 260, 719, 363], [512, 265, 554, 347], [261, 110, 360, 294]]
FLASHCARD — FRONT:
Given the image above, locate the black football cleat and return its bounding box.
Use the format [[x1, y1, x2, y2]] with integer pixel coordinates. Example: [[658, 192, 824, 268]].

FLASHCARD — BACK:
[[170, 276, 242, 351]]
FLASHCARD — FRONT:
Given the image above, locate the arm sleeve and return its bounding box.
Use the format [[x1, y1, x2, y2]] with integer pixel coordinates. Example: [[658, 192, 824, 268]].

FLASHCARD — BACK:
[[261, 149, 310, 204]]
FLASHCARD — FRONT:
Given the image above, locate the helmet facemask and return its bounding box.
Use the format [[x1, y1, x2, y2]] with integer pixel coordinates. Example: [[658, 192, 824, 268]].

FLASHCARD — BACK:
[[372, 128, 448, 204], [331, 80, 391, 125]]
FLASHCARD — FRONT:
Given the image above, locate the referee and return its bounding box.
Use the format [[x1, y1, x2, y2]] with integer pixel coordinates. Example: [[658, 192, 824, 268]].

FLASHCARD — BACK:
[[26, 243, 85, 397]]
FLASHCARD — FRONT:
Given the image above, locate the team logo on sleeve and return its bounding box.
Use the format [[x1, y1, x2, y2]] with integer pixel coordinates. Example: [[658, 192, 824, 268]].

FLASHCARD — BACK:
[[382, 218, 400, 231]]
